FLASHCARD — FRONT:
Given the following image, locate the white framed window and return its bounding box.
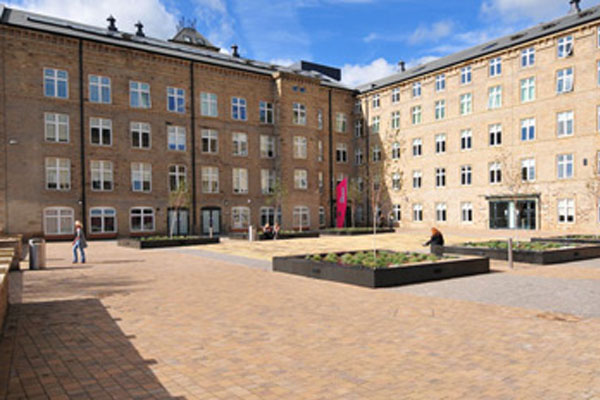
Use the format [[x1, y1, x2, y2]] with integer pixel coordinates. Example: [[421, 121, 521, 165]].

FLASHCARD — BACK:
[[392, 173, 401, 191], [489, 124, 502, 146], [201, 129, 218, 154], [391, 88, 400, 103], [412, 138, 422, 157], [557, 111, 574, 137], [259, 101, 274, 124], [520, 77, 535, 102], [44, 68, 68, 99], [461, 165, 472, 186], [435, 203, 447, 222], [521, 118, 536, 141], [354, 120, 362, 137], [489, 57, 502, 77], [294, 169, 308, 190], [336, 143, 348, 163], [461, 202, 473, 223], [412, 82, 421, 98], [44, 113, 69, 143], [318, 172, 324, 191], [293, 206, 310, 228], [293, 103, 306, 125], [392, 204, 401, 222], [435, 100, 446, 120], [200, 92, 218, 117], [355, 149, 363, 165], [461, 66, 472, 85], [557, 35, 573, 58], [411, 106, 422, 125], [372, 145, 381, 162], [557, 68, 574, 93], [413, 204, 423, 222], [90, 117, 112, 146], [261, 169, 276, 194], [44, 207, 74, 235], [260, 135, 275, 158], [435, 74, 446, 92], [130, 207, 155, 232], [336, 113, 347, 133], [45, 157, 70, 191], [521, 47, 535, 67], [202, 166, 219, 193], [356, 177, 364, 192], [129, 81, 151, 108], [260, 207, 277, 227], [371, 116, 380, 134], [167, 87, 185, 113], [521, 158, 536, 182], [91, 160, 113, 191], [131, 122, 151, 149], [489, 162, 502, 184], [231, 97, 247, 120], [232, 207, 250, 229], [435, 167, 446, 188], [89, 75, 111, 104], [391, 111, 400, 129], [169, 165, 186, 192], [168, 126, 186, 151], [391, 142, 401, 160], [598, 61, 600, 87], [232, 168, 248, 194], [412, 170, 422, 189], [461, 129, 472, 150], [557, 154, 574, 179], [319, 207, 326, 227], [317, 109, 323, 130], [318, 140, 324, 162], [598, 105, 600, 132], [435, 134, 446, 154], [90, 207, 116, 234], [232, 132, 248, 156], [131, 162, 152, 192], [557, 199, 575, 223], [460, 93, 472, 115], [293, 136, 307, 159], [372, 94, 380, 109], [488, 85, 502, 109]]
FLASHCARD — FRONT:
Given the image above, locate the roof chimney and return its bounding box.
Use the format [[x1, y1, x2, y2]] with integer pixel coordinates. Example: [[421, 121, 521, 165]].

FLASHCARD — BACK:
[[398, 61, 406, 72], [135, 21, 145, 37], [231, 44, 240, 58], [569, 0, 581, 14], [106, 15, 117, 32]]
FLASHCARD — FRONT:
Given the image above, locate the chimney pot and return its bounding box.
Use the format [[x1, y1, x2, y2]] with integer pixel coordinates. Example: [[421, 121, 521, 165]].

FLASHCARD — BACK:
[[135, 21, 145, 37], [398, 61, 406, 72], [231, 44, 240, 58], [569, 0, 581, 14], [106, 15, 117, 32]]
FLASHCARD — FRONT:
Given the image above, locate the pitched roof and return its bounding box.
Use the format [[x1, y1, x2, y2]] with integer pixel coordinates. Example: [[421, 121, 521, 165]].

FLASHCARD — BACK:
[[357, 4, 600, 93]]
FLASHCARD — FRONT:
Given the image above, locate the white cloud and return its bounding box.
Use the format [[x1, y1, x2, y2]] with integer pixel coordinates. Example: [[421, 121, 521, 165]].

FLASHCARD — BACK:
[[481, 0, 570, 22], [408, 20, 455, 45], [192, 0, 235, 48], [269, 58, 295, 67], [5, 0, 179, 38], [341, 58, 398, 87]]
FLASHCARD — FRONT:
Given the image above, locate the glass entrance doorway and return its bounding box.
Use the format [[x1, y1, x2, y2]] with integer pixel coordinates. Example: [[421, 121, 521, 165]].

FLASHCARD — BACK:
[[167, 208, 189, 236], [201, 208, 221, 235], [489, 199, 537, 230]]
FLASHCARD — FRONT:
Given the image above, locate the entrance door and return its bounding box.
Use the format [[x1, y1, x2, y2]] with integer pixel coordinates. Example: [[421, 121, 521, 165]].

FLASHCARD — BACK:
[[167, 208, 189, 236], [489, 199, 537, 230], [516, 200, 536, 230], [202, 208, 221, 235]]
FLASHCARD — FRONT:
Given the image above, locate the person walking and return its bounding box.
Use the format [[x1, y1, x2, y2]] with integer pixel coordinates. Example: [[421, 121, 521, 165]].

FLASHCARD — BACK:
[[424, 227, 444, 256], [72, 220, 87, 263], [273, 222, 281, 240]]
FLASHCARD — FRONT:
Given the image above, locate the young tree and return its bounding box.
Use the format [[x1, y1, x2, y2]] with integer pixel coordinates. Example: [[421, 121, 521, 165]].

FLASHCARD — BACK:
[[168, 181, 191, 237], [265, 177, 288, 227]]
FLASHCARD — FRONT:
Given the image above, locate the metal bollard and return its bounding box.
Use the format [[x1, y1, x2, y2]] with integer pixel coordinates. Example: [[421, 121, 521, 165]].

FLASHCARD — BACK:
[[209, 226, 213, 238], [248, 225, 254, 242], [507, 238, 514, 269]]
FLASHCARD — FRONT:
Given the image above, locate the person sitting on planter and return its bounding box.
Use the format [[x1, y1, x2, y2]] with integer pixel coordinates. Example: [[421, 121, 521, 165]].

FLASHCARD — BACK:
[[262, 223, 273, 240], [273, 222, 281, 240], [424, 227, 444, 256]]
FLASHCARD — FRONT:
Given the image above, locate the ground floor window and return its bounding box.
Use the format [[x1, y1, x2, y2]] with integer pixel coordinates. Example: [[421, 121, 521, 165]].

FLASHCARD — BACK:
[[44, 207, 74, 235], [293, 206, 310, 229], [392, 204, 401, 222], [319, 207, 326, 227], [232, 207, 250, 229], [168, 208, 189, 236], [260, 207, 280, 227], [90, 207, 116, 233], [489, 199, 536, 230], [130, 207, 155, 232], [435, 203, 447, 222], [413, 204, 423, 222], [461, 202, 473, 223], [558, 199, 575, 224]]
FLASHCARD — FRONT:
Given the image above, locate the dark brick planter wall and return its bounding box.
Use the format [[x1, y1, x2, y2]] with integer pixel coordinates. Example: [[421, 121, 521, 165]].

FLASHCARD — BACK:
[[273, 253, 489, 288], [230, 232, 320, 241], [531, 237, 600, 245], [444, 245, 600, 264], [320, 228, 395, 236], [118, 237, 219, 249]]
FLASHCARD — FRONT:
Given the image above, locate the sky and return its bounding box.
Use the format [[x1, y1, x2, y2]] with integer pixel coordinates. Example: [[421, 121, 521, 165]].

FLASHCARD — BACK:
[[3, 0, 596, 87]]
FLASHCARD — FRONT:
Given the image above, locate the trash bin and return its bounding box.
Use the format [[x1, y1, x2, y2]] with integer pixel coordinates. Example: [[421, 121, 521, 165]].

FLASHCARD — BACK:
[[29, 238, 46, 270]]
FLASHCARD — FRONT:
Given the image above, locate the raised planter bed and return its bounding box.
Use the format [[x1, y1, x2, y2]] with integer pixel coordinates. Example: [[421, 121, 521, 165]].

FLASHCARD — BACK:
[[273, 250, 489, 288], [229, 231, 320, 240], [444, 240, 600, 264], [118, 236, 219, 249], [320, 227, 395, 236], [531, 235, 600, 245]]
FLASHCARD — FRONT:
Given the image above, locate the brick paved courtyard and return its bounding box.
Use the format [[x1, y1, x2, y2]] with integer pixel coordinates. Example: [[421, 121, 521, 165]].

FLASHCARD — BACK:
[[1, 232, 599, 399]]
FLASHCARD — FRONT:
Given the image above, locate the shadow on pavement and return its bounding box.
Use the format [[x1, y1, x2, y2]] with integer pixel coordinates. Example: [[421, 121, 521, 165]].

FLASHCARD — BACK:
[[0, 298, 185, 399]]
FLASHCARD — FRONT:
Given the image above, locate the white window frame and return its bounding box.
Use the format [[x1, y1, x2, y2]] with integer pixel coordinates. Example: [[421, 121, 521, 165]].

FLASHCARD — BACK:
[[129, 81, 151, 108], [461, 202, 473, 223], [89, 207, 117, 234], [167, 126, 186, 151], [461, 165, 472, 186], [521, 118, 536, 141], [521, 158, 536, 182], [557, 67, 574, 94], [200, 92, 218, 117], [461, 129, 472, 150], [392, 173, 401, 191], [168, 165, 187, 192], [557, 199, 575, 224], [411, 106, 422, 125], [130, 207, 155, 232], [412, 138, 422, 157], [435, 203, 447, 222], [520, 77, 535, 103], [557, 35, 573, 58], [261, 169, 276, 194], [293, 206, 310, 229], [336, 143, 348, 163], [336, 113, 347, 133], [260, 135, 275, 158], [372, 145, 381, 162], [294, 169, 308, 190], [372, 94, 380, 109], [293, 103, 307, 125], [412, 82, 421, 98], [489, 162, 502, 184], [489, 57, 502, 77], [412, 170, 422, 189], [435, 74, 446, 92], [91, 160, 113, 192], [45, 157, 71, 191], [521, 47, 535, 68], [435, 167, 446, 188], [90, 117, 112, 146], [232, 168, 249, 194], [44, 68, 68, 99], [557, 111, 574, 137], [391, 88, 400, 103], [131, 122, 151, 149], [231, 97, 247, 121], [202, 166, 219, 194], [435, 100, 446, 120], [413, 204, 423, 222], [293, 136, 307, 159], [44, 112, 69, 143], [354, 120, 362, 137], [319, 207, 326, 227], [460, 93, 472, 115], [167, 87, 185, 113], [89, 75, 111, 104], [131, 162, 152, 192], [557, 154, 574, 179], [488, 85, 502, 109], [489, 124, 502, 146], [259, 101, 274, 124], [201, 129, 218, 154], [391, 142, 401, 160], [435, 134, 446, 154], [391, 111, 400, 129], [460, 66, 472, 85], [43, 207, 74, 235], [232, 207, 250, 229], [232, 132, 248, 157], [371, 116, 380, 134], [355, 149, 363, 165]]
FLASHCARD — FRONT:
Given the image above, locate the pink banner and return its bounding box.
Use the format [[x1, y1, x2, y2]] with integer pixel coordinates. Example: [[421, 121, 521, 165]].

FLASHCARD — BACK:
[[336, 178, 348, 228]]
